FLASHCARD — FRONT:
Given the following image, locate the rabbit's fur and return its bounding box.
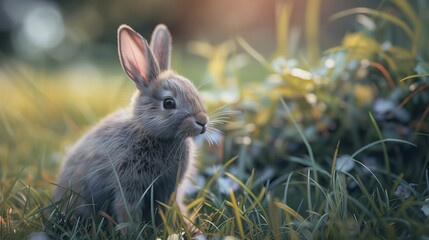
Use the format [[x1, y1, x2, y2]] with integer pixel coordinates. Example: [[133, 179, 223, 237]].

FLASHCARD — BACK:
[[53, 24, 208, 225]]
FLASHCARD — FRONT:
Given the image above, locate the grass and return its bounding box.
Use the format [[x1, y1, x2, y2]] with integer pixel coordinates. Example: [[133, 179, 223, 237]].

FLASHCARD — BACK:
[[1, 0, 429, 239]]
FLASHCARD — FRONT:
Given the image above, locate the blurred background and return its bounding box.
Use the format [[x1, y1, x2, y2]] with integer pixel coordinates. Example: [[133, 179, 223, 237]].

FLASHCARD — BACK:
[[1, 0, 429, 238], [0, 0, 378, 69]]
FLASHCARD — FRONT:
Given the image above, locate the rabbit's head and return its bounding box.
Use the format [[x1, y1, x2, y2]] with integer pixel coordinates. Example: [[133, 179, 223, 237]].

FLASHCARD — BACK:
[[118, 24, 208, 139]]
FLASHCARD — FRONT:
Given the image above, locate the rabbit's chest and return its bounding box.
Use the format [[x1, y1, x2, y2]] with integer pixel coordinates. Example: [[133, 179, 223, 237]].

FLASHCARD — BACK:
[[118, 138, 186, 177]]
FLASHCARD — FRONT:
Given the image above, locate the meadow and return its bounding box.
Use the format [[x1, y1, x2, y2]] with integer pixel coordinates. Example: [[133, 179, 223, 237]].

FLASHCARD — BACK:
[[1, 0, 429, 239]]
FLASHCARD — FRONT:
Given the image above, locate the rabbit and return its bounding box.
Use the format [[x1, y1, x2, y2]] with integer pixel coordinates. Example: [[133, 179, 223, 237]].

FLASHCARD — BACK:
[[53, 24, 208, 228]]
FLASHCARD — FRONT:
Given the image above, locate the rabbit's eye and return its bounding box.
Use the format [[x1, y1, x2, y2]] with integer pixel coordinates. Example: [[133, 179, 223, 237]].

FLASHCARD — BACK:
[[163, 98, 176, 109]]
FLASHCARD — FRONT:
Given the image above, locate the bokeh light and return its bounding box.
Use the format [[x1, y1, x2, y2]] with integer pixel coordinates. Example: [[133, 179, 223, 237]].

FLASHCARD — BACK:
[[3, 0, 65, 59]]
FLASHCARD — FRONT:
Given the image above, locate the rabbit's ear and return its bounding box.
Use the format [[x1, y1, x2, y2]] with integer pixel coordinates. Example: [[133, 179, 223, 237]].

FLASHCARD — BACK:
[[118, 25, 160, 89], [150, 24, 171, 72]]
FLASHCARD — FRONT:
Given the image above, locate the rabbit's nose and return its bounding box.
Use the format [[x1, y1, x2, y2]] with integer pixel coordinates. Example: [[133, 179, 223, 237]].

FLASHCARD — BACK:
[[195, 113, 208, 134], [196, 121, 207, 134]]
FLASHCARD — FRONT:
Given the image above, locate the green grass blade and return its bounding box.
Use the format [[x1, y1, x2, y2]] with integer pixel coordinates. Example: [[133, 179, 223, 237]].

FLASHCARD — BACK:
[[305, 0, 321, 64], [350, 138, 416, 159], [280, 99, 317, 183], [330, 140, 341, 189], [392, 0, 420, 54], [275, 0, 294, 57], [236, 37, 272, 70], [399, 73, 429, 82], [224, 172, 267, 218], [229, 190, 245, 239], [368, 112, 390, 174], [198, 156, 237, 200], [330, 7, 415, 45]]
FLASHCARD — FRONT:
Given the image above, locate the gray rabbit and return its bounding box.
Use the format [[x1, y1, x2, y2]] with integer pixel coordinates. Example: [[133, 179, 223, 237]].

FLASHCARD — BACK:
[[53, 24, 208, 227]]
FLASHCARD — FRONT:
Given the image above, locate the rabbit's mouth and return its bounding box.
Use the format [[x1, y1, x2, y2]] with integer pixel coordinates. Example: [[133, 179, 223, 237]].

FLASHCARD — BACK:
[[179, 113, 209, 137], [201, 125, 207, 134], [196, 121, 207, 134], [194, 112, 208, 135]]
